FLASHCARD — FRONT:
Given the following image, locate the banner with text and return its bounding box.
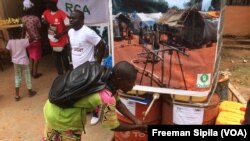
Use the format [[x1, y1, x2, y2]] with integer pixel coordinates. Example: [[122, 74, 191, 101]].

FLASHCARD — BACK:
[[57, 0, 109, 24]]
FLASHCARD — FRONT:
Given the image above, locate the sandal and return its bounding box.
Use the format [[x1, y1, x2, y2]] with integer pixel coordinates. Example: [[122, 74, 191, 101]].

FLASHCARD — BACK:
[[33, 73, 42, 79], [29, 90, 37, 97], [15, 96, 21, 101]]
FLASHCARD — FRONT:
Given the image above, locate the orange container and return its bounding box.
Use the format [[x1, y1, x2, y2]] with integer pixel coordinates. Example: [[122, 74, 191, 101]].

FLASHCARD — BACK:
[[114, 120, 159, 141], [161, 93, 220, 125], [171, 95, 208, 103], [215, 111, 244, 125], [114, 95, 161, 141]]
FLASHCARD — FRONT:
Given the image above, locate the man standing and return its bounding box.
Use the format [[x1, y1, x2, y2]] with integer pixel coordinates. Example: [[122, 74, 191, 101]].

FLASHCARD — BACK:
[[42, 0, 70, 75], [68, 10, 105, 68], [68, 10, 106, 125]]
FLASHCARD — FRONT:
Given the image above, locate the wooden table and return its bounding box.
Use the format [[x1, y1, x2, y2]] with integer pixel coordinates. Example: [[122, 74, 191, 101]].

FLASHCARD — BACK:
[[0, 24, 23, 29]]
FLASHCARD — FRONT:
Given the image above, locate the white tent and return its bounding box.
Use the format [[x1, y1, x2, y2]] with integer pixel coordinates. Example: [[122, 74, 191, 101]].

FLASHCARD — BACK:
[[130, 12, 162, 33]]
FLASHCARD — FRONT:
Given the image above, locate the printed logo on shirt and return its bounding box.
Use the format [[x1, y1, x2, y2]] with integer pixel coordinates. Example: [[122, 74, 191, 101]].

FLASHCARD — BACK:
[[73, 48, 83, 52], [54, 18, 60, 25]]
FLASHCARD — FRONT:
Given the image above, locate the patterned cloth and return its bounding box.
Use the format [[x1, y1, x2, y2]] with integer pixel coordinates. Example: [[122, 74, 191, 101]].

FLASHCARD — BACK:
[[22, 15, 41, 40], [22, 15, 42, 61], [43, 126, 81, 141], [14, 64, 32, 89], [6, 39, 32, 89]]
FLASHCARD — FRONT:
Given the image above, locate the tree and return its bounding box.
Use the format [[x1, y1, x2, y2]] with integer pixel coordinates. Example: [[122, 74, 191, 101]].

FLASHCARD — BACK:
[[209, 0, 220, 10], [171, 6, 179, 10], [184, 0, 203, 10]]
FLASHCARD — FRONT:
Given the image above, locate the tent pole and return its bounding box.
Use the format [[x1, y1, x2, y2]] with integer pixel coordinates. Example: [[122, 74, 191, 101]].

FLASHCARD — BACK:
[[108, 0, 115, 66]]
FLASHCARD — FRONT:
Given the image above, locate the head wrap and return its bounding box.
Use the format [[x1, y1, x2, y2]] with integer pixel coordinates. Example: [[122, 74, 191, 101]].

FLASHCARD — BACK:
[[23, 0, 34, 10]]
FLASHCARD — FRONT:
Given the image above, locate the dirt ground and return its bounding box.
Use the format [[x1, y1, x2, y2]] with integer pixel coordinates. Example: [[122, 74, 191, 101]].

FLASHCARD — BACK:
[[220, 48, 250, 100], [0, 55, 113, 141]]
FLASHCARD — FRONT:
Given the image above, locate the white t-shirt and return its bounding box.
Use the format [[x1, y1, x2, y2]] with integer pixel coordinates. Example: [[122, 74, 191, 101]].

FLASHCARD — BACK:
[[68, 25, 101, 68]]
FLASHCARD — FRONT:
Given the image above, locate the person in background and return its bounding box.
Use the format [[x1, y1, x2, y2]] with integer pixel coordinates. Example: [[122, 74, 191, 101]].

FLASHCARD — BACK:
[[68, 10, 106, 125], [127, 26, 132, 45], [6, 32, 36, 101], [68, 10, 105, 67], [42, 0, 71, 75], [43, 61, 147, 141], [22, 0, 43, 79], [139, 21, 144, 44]]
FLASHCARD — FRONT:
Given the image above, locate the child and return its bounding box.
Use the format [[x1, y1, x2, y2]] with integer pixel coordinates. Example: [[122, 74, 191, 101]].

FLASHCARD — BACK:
[[6, 32, 36, 101], [90, 55, 113, 125]]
